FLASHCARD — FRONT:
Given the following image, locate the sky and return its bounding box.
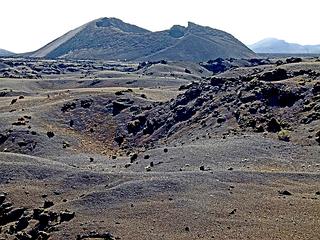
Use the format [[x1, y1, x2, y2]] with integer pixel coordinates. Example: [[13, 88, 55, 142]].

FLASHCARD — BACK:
[[1, 0, 320, 53]]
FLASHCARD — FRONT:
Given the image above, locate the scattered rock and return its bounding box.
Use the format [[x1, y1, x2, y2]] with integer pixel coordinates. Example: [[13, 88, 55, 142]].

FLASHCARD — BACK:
[[185, 69, 191, 74], [130, 153, 138, 163], [229, 209, 237, 215], [63, 141, 70, 148], [124, 163, 132, 168]]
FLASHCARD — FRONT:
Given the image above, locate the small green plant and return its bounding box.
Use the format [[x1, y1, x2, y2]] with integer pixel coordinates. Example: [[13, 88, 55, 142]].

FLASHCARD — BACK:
[[278, 130, 290, 141]]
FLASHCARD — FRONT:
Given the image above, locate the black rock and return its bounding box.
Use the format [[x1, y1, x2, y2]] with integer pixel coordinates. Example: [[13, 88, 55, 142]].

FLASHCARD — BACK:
[[278, 190, 292, 196], [130, 153, 138, 163], [60, 211, 75, 222], [114, 135, 124, 146], [260, 68, 288, 81], [43, 201, 54, 209], [127, 119, 142, 134], [33, 208, 44, 220], [112, 100, 133, 115], [267, 118, 281, 133], [15, 231, 33, 240], [0, 193, 6, 205], [80, 99, 93, 108], [0, 134, 9, 145], [15, 216, 29, 231], [46, 132, 55, 138], [38, 213, 50, 226], [61, 102, 76, 112], [229, 209, 237, 215], [286, 57, 302, 64], [3, 208, 26, 224], [185, 68, 191, 74], [217, 116, 226, 124]]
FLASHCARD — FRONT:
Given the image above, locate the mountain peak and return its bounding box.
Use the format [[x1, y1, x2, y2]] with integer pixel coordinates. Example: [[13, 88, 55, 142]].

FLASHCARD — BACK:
[[187, 21, 204, 29], [94, 17, 149, 34]]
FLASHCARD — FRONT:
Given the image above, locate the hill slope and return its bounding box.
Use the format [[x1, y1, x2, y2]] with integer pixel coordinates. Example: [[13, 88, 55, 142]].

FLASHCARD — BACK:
[[29, 17, 255, 61], [249, 38, 320, 54], [0, 48, 14, 57]]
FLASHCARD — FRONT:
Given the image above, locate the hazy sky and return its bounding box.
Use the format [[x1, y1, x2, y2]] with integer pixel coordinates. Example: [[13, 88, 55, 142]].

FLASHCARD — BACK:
[[1, 0, 320, 53]]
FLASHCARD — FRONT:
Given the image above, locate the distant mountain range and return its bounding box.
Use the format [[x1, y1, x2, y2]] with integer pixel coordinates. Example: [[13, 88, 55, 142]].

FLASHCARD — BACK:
[[0, 48, 14, 57], [249, 38, 320, 54], [28, 17, 255, 61]]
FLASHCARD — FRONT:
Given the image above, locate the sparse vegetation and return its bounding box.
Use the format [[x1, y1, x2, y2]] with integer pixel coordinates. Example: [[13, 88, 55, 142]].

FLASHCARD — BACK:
[[278, 130, 290, 141]]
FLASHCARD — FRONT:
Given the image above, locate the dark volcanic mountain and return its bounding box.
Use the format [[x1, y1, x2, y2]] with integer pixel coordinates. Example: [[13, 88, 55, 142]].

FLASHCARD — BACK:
[[249, 38, 320, 54], [0, 48, 14, 57], [29, 17, 255, 61]]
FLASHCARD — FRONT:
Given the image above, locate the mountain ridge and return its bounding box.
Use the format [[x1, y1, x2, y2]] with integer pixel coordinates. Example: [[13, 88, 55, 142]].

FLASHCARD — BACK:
[[29, 17, 255, 61], [249, 38, 320, 54]]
